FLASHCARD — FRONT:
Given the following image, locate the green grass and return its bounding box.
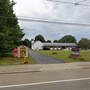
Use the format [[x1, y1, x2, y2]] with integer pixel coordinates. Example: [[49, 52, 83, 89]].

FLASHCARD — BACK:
[[38, 50, 90, 63], [0, 53, 36, 65]]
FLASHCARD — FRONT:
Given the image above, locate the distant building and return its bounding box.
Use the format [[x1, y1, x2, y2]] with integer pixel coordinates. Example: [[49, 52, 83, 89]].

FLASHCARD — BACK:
[[32, 41, 76, 50]]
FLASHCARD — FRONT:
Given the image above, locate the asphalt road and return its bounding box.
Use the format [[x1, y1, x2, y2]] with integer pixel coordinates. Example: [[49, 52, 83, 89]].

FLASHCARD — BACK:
[[1, 79, 90, 90], [0, 68, 90, 90], [29, 50, 64, 64]]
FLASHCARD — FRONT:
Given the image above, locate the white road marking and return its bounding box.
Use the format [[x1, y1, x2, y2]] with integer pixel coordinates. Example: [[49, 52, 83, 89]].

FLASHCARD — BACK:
[[0, 77, 90, 88]]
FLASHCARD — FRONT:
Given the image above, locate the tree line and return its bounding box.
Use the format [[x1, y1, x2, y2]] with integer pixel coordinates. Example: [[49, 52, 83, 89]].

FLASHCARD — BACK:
[[28, 34, 90, 50]]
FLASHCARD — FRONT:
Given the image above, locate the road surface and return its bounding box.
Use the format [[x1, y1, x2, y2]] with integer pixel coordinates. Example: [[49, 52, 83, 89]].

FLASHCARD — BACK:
[[29, 50, 64, 64], [0, 68, 90, 90]]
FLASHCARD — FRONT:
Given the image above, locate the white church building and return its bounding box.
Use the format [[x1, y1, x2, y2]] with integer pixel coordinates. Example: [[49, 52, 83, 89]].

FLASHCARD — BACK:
[[32, 41, 76, 50]]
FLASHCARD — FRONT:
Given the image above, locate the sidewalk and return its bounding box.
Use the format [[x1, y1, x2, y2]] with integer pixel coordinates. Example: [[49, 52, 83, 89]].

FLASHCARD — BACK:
[[0, 62, 90, 74]]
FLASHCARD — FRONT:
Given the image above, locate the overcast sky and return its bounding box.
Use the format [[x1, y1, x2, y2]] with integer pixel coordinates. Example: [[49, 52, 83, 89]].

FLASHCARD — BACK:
[[13, 0, 90, 41]]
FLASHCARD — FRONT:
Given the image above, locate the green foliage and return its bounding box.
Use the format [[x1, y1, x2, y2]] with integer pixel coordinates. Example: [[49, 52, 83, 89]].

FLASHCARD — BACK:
[[0, 52, 36, 65], [88, 40, 90, 49], [46, 40, 51, 43], [59, 35, 76, 43], [53, 40, 59, 43], [0, 0, 24, 55], [23, 39, 31, 48], [78, 38, 90, 49], [35, 34, 45, 42]]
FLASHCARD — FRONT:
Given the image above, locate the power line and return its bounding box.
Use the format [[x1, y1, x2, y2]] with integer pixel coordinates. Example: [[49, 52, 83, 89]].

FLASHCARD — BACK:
[[17, 16, 77, 22], [74, 0, 89, 6], [77, 0, 88, 3], [18, 18, 90, 27], [0, 16, 90, 27], [47, 0, 90, 6]]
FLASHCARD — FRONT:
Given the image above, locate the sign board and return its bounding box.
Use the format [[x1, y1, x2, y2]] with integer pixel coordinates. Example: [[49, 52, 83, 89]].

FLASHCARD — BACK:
[[71, 48, 80, 56]]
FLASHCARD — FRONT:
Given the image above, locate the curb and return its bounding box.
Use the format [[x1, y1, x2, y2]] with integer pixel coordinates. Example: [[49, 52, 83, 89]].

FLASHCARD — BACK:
[[0, 65, 42, 74], [0, 62, 90, 74]]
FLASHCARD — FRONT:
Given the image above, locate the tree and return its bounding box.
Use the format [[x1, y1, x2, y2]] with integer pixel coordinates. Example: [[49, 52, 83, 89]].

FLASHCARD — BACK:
[[0, 0, 24, 55], [23, 39, 31, 48], [46, 40, 51, 43], [78, 38, 89, 49], [53, 40, 59, 43], [59, 35, 76, 43], [88, 40, 90, 49], [35, 34, 45, 42]]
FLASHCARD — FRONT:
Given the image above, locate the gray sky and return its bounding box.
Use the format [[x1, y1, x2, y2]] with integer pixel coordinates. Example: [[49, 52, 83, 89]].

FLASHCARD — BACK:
[[13, 0, 90, 41]]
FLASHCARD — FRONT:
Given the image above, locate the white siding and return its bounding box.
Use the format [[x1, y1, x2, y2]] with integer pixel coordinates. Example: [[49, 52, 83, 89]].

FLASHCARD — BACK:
[[32, 41, 76, 50], [32, 41, 43, 50]]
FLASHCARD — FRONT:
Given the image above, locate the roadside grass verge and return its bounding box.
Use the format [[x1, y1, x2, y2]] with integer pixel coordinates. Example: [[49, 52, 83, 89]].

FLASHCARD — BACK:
[[37, 50, 90, 63], [0, 53, 36, 65]]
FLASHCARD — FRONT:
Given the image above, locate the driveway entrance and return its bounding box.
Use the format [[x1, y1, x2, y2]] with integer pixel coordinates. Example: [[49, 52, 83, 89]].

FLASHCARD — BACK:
[[29, 50, 64, 64]]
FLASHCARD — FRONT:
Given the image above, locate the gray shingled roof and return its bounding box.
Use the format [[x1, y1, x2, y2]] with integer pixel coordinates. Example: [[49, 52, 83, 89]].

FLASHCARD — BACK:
[[43, 43, 76, 47]]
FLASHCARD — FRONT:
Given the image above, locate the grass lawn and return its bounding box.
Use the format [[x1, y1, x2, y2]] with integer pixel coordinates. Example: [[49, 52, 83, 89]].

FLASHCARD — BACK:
[[38, 50, 90, 63], [0, 53, 36, 65]]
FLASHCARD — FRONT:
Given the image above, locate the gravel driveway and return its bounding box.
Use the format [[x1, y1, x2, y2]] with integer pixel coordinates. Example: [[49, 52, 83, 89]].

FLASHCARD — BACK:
[[29, 50, 64, 64]]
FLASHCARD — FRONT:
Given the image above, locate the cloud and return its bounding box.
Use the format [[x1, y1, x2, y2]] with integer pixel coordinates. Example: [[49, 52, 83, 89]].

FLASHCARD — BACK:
[[13, 0, 90, 41]]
